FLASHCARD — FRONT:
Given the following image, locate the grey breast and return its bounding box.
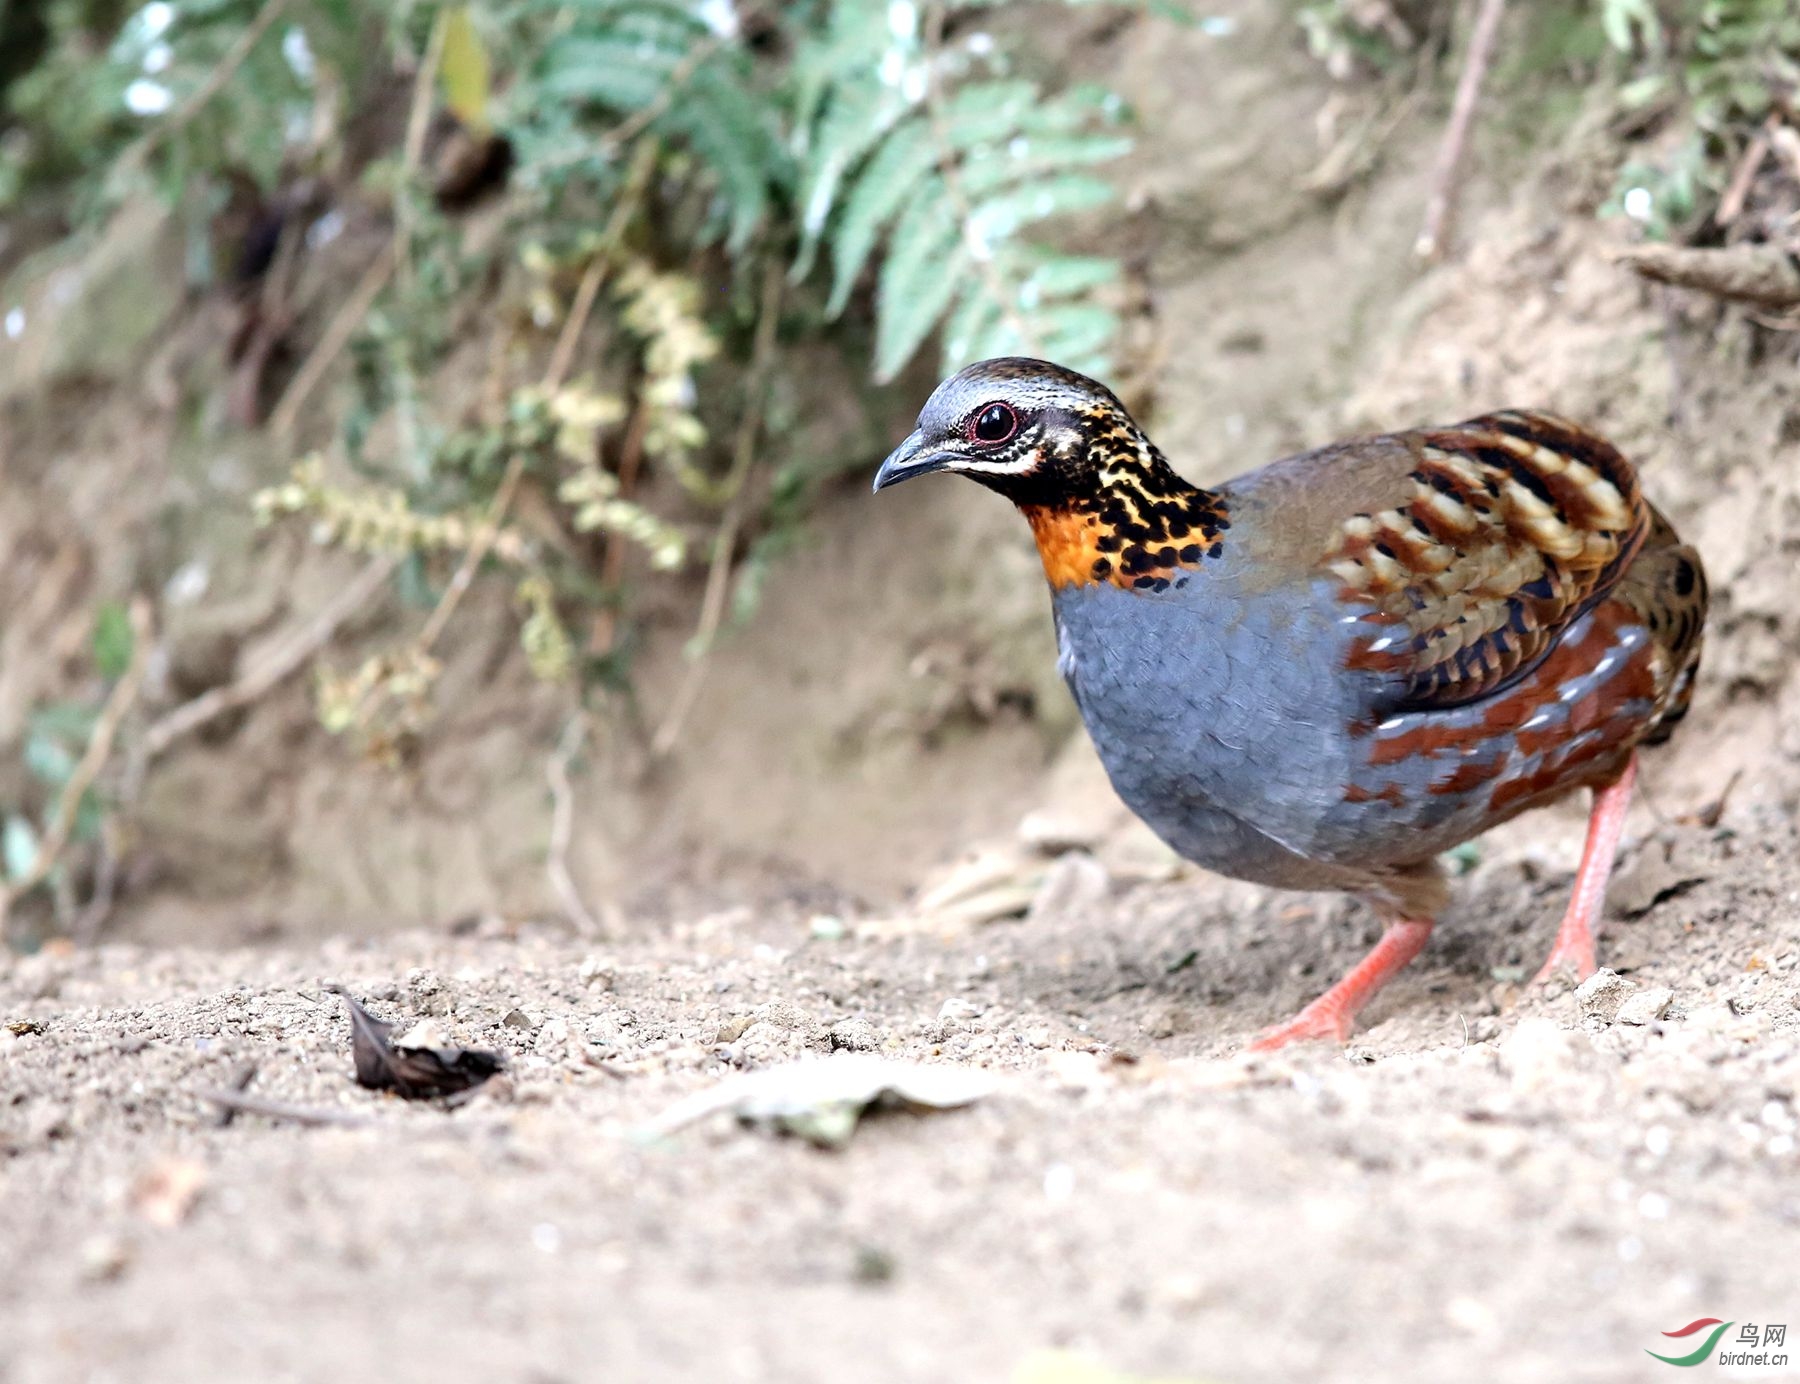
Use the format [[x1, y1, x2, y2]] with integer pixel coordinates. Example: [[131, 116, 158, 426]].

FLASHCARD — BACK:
[[1049, 562, 1376, 892]]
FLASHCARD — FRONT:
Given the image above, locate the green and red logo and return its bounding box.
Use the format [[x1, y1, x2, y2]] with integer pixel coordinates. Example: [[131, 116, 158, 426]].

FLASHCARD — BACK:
[[1648, 1319, 1733, 1367]]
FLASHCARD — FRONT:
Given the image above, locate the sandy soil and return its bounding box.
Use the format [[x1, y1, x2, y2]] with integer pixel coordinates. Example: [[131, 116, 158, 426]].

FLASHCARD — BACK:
[[4, 796, 1798, 1383]]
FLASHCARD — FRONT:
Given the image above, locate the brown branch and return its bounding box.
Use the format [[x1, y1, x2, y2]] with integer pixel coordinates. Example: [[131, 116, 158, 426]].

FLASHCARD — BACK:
[[545, 712, 601, 934], [415, 140, 657, 659], [546, 255, 609, 393], [137, 555, 399, 765], [1617, 242, 1800, 310], [60, 556, 395, 943], [415, 460, 528, 655], [601, 41, 723, 156], [268, 241, 397, 442], [1717, 120, 1773, 228], [124, 0, 294, 175], [0, 599, 152, 933], [650, 260, 784, 758], [194, 1087, 370, 1128], [1414, 0, 1507, 262]]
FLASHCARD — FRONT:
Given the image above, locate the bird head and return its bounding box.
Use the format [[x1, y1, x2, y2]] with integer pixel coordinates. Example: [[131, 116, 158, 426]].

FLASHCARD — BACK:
[[874, 358, 1228, 591], [871, 357, 1139, 505]]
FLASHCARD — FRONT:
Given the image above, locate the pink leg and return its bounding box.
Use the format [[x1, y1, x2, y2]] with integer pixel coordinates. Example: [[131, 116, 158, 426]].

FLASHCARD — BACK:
[[1248, 919, 1435, 1052], [1533, 753, 1638, 985]]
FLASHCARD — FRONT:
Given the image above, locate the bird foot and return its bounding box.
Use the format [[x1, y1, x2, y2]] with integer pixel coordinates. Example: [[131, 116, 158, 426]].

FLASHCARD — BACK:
[[1247, 1003, 1355, 1052], [1531, 937, 1597, 988], [1245, 918, 1436, 1053], [1530, 755, 1635, 988]]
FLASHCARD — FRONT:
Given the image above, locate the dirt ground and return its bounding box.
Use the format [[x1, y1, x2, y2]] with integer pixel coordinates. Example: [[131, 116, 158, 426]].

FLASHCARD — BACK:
[[6, 3, 1800, 1381], [4, 813, 1798, 1384]]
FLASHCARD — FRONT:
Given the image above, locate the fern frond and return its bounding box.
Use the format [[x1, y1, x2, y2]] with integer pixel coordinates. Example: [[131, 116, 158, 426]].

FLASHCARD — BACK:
[[793, 2, 1134, 382], [873, 186, 965, 379], [520, 0, 786, 248], [826, 123, 937, 315]]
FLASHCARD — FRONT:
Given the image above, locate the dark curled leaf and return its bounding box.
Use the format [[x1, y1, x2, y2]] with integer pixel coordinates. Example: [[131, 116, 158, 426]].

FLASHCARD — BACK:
[[330, 989, 505, 1101]]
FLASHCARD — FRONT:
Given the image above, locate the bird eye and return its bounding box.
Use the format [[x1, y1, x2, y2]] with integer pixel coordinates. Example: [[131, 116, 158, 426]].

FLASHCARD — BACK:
[[970, 402, 1017, 444]]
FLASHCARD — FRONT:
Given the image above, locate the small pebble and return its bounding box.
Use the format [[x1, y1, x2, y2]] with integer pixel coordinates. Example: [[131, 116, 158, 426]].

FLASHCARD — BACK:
[[80, 1234, 132, 1283], [1617, 988, 1674, 1026], [1576, 969, 1637, 1024], [829, 1018, 880, 1052]]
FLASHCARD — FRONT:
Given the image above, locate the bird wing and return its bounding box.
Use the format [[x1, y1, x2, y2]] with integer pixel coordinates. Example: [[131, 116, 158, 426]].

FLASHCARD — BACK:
[[1321, 409, 1651, 712]]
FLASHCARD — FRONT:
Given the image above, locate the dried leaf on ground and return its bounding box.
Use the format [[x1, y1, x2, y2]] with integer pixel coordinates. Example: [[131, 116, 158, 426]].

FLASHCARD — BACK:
[[332, 990, 505, 1101], [639, 1055, 997, 1149]]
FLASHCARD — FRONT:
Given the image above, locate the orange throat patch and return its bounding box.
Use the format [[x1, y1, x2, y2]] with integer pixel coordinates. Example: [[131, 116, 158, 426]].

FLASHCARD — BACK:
[[1020, 492, 1228, 592]]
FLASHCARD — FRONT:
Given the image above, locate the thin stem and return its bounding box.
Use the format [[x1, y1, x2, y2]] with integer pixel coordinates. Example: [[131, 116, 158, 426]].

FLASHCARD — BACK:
[[396, 6, 449, 298], [194, 1088, 369, 1128], [0, 599, 152, 934], [414, 139, 658, 659], [269, 241, 397, 442], [650, 259, 784, 757], [545, 712, 601, 934], [125, 0, 295, 175], [137, 556, 399, 766], [1415, 0, 1507, 261]]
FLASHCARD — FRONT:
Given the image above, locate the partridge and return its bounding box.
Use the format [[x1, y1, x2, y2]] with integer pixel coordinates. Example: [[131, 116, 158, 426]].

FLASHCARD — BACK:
[[875, 359, 1707, 1049]]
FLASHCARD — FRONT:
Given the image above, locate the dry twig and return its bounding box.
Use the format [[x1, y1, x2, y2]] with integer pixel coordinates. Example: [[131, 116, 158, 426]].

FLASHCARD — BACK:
[[0, 599, 152, 935], [1617, 241, 1800, 310], [416, 138, 656, 658], [268, 241, 397, 442], [546, 255, 610, 393], [1717, 121, 1774, 227], [137, 554, 399, 767], [1415, 0, 1507, 262], [123, 0, 294, 176], [545, 713, 601, 934], [650, 260, 785, 757], [395, 7, 450, 302], [194, 1087, 370, 1129]]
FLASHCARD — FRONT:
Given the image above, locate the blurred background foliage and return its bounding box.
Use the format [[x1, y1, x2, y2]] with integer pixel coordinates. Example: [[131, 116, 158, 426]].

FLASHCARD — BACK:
[[0, 0, 1796, 936], [2, 0, 1152, 728]]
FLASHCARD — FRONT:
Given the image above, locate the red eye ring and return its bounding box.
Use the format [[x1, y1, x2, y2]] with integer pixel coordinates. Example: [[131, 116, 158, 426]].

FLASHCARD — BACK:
[[969, 402, 1017, 444]]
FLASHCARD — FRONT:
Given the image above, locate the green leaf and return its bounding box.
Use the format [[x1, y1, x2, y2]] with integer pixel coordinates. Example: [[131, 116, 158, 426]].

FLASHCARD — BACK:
[[3, 815, 40, 885], [92, 602, 135, 680], [794, 82, 907, 275], [74, 791, 105, 844], [670, 70, 784, 250], [940, 287, 1001, 369], [28, 702, 99, 752], [873, 188, 964, 380], [536, 31, 685, 111], [1018, 253, 1120, 300], [964, 173, 1115, 249], [439, 7, 492, 133], [957, 133, 1133, 197], [941, 80, 1041, 148], [1037, 302, 1117, 365], [23, 730, 77, 788], [825, 122, 937, 314]]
